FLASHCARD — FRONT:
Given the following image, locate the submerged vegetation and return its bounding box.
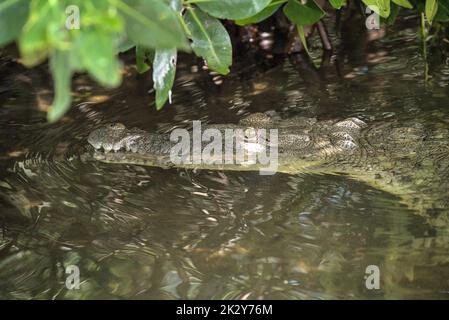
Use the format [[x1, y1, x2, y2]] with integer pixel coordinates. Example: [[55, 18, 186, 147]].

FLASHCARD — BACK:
[[1, 0, 449, 121]]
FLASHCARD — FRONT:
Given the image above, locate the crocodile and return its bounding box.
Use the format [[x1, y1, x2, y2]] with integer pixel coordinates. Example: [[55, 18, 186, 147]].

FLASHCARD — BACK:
[[87, 113, 449, 224]]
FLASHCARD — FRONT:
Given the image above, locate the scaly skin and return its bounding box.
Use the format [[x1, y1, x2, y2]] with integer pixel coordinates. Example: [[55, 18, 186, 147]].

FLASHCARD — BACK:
[[87, 114, 449, 223]]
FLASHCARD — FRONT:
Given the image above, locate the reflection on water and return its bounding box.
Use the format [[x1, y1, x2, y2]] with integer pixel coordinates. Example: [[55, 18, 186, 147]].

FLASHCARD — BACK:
[[1, 18, 449, 299]]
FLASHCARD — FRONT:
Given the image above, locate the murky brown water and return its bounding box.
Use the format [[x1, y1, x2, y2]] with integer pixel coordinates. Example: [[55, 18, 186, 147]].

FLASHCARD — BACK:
[[1, 19, 449, 299]]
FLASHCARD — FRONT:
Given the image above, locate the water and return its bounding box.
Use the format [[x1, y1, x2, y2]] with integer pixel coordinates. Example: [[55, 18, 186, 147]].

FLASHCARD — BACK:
[[1, 21, 449, 299]]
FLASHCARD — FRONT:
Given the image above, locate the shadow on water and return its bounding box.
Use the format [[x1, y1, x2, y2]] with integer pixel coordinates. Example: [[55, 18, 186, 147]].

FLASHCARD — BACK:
[[1, 15, 449, 299]]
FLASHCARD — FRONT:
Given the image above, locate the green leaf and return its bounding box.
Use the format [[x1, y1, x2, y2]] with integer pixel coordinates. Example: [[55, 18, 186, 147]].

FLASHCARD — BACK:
[[116, 0, 188, 50], [75, 30, 122, 87], [436, 0, 449, 21], [197, 0, 272, 20], [0, 0, 30, 46], [153, 49, 177, 110], [136, 45, 153, 73], [384, 2, 399, 24], [47, 50, 73, 123], [19, 1, 65, 66], [297, 25, 309, 54], [283, 0, 326, 26], [425, 0, 438, 24], [235, 1, 282, 25], [329, 0, 346, 9], [438, 0, 449, 13], [184, 8, 232, 75], [440, 0, 449, 13], [116, 37, 135, 53], [392, 0, 412, 9], [163, 0, 183, 12], [362, 0, 390, 18], [435, 5, 449, 22]]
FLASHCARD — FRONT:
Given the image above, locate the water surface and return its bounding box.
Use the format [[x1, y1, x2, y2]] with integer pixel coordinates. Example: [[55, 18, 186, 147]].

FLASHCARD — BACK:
[[1, 22, 449, 299]]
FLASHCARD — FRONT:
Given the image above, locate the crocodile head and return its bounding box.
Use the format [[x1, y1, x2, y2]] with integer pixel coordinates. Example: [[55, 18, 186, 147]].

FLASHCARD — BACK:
[[87, 114, 368, 173]]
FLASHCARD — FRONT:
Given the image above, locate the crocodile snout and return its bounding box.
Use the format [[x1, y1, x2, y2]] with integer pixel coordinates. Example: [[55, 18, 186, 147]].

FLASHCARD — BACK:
[[87, 128, 104, 150]]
